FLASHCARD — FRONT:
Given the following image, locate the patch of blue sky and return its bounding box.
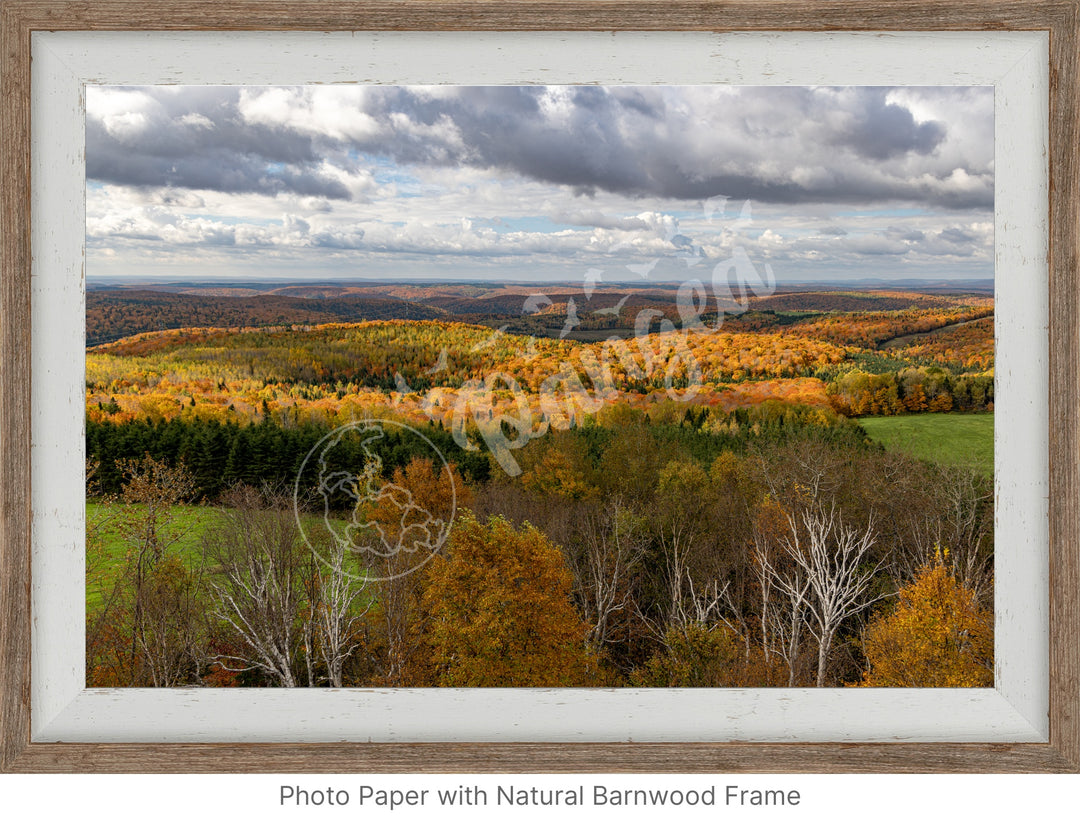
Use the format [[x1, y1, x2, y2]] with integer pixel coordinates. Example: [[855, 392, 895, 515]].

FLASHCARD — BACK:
[[347, 150, 426, 192]]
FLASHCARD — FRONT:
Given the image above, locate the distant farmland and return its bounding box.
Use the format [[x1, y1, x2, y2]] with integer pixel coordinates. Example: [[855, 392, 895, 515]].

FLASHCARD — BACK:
[[858, 412, 993, 478]]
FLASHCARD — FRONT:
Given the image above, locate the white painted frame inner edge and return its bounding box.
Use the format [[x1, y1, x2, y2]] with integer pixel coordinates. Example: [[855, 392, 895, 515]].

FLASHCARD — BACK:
[[29, 30, 1048, 743]]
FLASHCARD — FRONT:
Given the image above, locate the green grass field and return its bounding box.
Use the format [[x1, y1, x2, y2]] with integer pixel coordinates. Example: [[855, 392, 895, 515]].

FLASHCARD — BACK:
[[85, 502, 363, 613], [85, 502, 223, 612], [858, 412, 993, 478]]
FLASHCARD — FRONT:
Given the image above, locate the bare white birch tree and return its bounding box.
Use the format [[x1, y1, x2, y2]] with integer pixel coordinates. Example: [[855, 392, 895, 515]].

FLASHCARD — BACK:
[[206, 487, 314, 688], [314, 542, 372, 688], [764, 503, 884, 686], [570, 497, 646, 651], [752, 535, 810, 687]]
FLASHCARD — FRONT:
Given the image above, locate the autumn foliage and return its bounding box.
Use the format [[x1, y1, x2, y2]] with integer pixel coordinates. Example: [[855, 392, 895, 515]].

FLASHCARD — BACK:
[[84, 287, 998, 689], [858, 551, 993, 687], [84, 290, 995, 430], [421, 512, 596, 687]]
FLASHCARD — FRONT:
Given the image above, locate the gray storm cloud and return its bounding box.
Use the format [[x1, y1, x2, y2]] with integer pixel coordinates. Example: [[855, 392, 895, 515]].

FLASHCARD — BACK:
[[86, 85, 993, 210]]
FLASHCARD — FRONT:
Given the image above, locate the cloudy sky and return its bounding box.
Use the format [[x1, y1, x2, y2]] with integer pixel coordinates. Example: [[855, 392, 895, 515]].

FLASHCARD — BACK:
[[85, 85, 993, 284]]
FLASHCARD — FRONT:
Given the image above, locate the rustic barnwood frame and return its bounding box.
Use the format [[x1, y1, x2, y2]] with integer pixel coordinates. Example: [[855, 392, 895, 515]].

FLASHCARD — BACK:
[[1, 0, 1077, 773]]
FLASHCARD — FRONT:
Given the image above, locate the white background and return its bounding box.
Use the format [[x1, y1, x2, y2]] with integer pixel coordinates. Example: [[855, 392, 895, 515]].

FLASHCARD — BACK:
[[1, 773, 1078, 825]]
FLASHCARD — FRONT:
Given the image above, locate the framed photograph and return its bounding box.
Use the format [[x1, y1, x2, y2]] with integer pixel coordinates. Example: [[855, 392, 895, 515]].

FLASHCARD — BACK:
[[2, 1, 1078, 773]]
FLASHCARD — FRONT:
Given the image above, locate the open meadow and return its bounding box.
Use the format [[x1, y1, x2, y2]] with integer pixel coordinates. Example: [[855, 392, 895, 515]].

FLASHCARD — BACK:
[[858, 412, 994, 478]]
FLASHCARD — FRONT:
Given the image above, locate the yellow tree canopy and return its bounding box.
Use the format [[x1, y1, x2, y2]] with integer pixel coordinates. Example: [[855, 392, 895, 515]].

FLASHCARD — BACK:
[[422, 512, 594, 687], [859, 554, 992, 687]]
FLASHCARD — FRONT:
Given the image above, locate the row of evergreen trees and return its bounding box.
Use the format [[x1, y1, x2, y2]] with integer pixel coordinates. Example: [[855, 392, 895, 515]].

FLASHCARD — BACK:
[[86, 417, 491, 503], [87, 401, 875, 505]]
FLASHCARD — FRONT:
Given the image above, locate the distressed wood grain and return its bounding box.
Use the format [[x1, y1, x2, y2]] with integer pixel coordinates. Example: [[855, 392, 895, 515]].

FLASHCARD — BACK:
[[2, 0, 1078, 773], [0, 0, 34, 775], [1048, 0, 1080, 773], [6, 741, 1078, 774], [0, 0, 1078, 32]]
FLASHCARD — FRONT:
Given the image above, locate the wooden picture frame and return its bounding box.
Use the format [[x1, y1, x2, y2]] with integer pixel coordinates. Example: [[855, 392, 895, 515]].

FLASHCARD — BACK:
[[1, 0, 1077, 773]]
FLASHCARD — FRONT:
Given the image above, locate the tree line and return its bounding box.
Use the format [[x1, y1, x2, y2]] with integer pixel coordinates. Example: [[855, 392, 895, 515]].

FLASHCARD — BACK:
[[86, 416, 492, 502], [827, 365, 993, 416]]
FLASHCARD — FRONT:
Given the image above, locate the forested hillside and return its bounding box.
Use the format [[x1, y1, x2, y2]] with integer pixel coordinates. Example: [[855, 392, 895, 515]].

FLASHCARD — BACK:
[[85, 287, 994, 431], [85, 286, 996, 690], [87, 289, 446, 346]]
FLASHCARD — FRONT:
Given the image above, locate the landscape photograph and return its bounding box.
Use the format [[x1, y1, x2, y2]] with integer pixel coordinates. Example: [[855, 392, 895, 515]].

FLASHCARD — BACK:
[[83, 84, 996, 690]]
